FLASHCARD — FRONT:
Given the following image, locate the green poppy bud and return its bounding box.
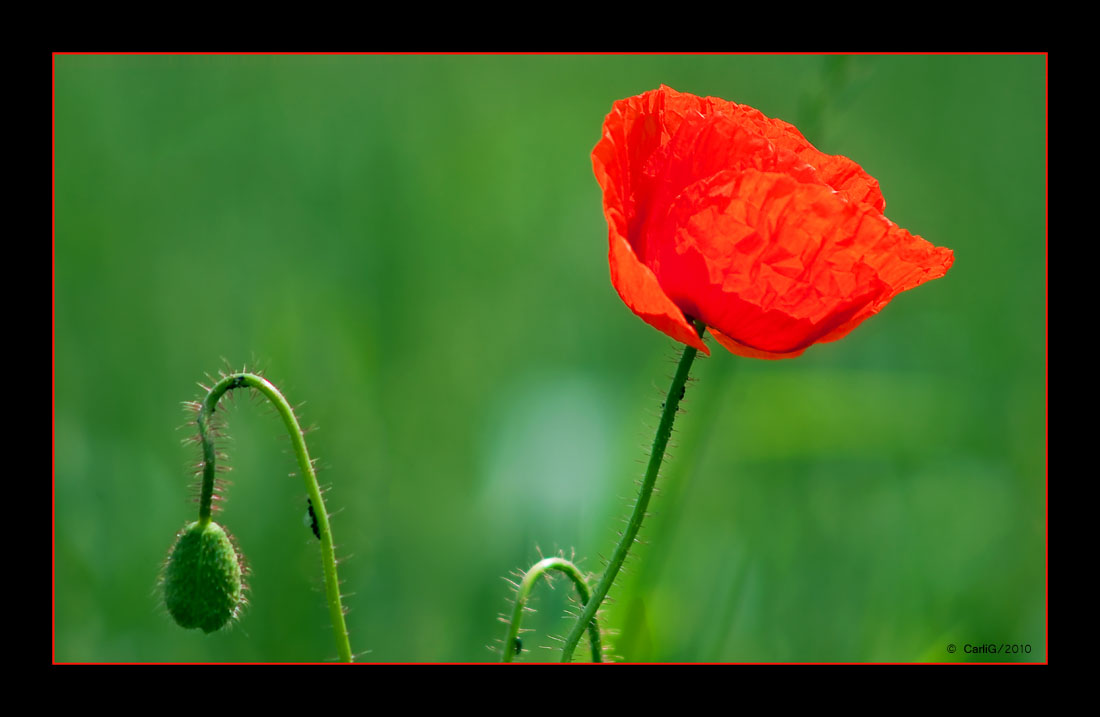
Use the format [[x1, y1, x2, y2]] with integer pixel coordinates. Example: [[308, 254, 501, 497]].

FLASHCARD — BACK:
[[163, 520, 244, 633]]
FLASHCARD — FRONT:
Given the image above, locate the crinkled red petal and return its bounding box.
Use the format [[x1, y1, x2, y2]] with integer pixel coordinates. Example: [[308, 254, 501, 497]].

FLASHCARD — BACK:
[[707, 327, 807, 360], [607, 233, 709, 354], [594, 93, 709, 354], [648, 170, 953, 356]]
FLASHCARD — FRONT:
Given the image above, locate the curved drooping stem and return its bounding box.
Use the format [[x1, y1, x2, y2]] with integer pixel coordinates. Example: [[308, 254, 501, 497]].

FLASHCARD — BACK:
[[196, 372, 353, 663], [559, 320, 705, 662], [501, 557, 601, 663]]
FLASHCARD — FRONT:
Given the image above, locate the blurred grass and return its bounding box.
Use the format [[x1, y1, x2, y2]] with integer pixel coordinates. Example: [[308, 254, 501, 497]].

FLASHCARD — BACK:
[[54, 53, 1045, 662]]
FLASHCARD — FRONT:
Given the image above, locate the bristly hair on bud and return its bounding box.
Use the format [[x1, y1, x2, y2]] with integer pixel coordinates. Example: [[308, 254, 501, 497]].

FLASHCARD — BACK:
[[161, 520, 248, 633]]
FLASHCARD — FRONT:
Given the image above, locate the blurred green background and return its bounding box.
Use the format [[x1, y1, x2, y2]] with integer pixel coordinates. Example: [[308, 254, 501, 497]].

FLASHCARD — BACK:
[[54, 54, 1045, 663]]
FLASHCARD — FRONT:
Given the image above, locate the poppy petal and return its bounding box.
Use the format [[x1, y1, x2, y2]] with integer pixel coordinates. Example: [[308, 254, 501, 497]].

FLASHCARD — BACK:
[[707, 327, 808, 360], [648, 169, 952, 356], [594, 95, 709, 354], [608, 232, 709, 354], [725, 101, 887, 211]]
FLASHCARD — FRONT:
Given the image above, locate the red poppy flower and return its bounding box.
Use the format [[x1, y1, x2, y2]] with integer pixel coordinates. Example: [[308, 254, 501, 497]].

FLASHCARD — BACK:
[[593, 85, 954, 359]]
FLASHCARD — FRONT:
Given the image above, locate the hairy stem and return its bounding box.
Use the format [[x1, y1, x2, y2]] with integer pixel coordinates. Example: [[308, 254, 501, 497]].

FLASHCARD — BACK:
[[196, 372, 353, 663], [559, 321, 705, 662], [501, 557, 601, 663]]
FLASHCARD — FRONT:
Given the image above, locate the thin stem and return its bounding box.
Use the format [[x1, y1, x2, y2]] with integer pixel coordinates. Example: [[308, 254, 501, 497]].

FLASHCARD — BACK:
[[196, 372, 353, 664], [501, 557, 601, 663], [559, 320, 705, 662]]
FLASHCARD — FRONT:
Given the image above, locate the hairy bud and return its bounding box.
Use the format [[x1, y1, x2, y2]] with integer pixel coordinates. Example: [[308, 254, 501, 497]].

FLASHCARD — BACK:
[[163, 520, 245, 633]]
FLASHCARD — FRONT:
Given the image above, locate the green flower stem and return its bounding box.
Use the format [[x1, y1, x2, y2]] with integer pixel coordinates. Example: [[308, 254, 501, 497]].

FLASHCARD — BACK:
[[559, 320, 705, 662], [501, 557, 601, 663], [196, 372, 353, 663]]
